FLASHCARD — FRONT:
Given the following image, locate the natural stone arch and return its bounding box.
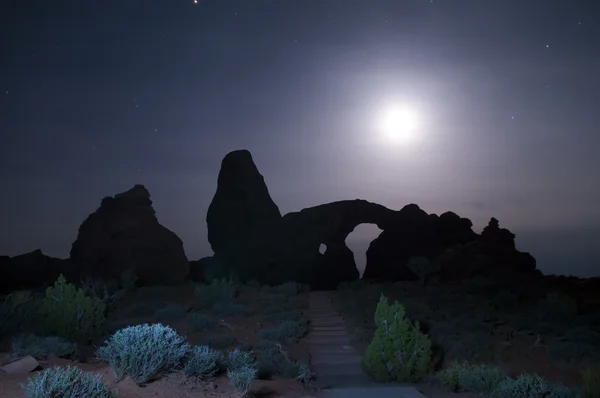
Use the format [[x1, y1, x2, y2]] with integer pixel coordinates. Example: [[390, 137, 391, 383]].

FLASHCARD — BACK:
[[277, 199, 396, 288]]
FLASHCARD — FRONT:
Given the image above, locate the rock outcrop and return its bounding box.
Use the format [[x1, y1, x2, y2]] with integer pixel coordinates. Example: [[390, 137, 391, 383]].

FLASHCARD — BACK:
[[206, 150, 283, 281], [205, 149, 541, 289], [69, 184, 189, 286], [0, 250, 73, 294], [363, 204, 477, 281], [435, 217, 540, 281], [276, 200, 395, 289]]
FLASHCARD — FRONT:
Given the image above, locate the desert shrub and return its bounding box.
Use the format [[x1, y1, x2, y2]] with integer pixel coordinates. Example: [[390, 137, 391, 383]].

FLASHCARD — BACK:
[[119, 268, 139, 291], [11, 334, 76, 360], [203, 334, 236, 349], [564, 327, 600, 346], [268, 282, 300, 297], [245, 280, 262, 289], [547, 339, 600, 363], [184, 345, 224, 380], [194, 279, 237, 309], [259, 318, 309, 343], [537, 292, 579, 322], [187, 312, 218, 332], [337, 279, 366, 291], [0, 290, 38, 337], [21, 365, 116, 398], [438, 361, 508, 393], [39, 274, 106, 342], [153, 303, 188, 321], [292, 361, 315, 385], [79, 277, 124, 307], [406, 256, 439, 286], [582, 365, 600, 398], [96, 323, 189, 385], [227, 348, 256, 371], [228, 366, 257, 397], [361, 294, 432, 383], [492, 373, 576, 398], [352, 326, 368, 342], [446, 332, 494, 363], [211, 302, 254, 316]]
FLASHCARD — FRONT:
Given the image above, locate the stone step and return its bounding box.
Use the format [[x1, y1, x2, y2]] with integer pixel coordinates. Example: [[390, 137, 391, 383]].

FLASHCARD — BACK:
[[309, 312, 340, 319], [310, 330, 348, 337], [311, 317, 345, 324], [311, 353, 362, 365], [312, 363, 364, 377], [317, 385, 428, 397], [311, 325, 347, 332], [312, 373, 375, 389], [308, 336, 351, 345], [309, 345, 357, 354]]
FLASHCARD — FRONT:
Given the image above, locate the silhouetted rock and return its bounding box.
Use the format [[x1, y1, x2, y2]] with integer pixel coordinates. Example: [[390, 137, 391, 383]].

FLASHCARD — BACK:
[[206, 150, 283, 281], [436, 217, 540, 281], [363, 205, 477, 281], [0, 249, 73, 294], [70, 184, 189, 286], [276, 199, 395, 289], [189, 256, 224, 283], [204, 149, 542, 289]]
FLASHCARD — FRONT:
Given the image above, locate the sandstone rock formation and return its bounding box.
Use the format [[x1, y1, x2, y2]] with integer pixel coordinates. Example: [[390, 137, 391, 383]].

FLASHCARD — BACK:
[[206, 150, 283, 281], [0, 250, 72, 294], [363, 204, 477, 281], [70, 184, 189, 286], [205, 149, 541, 289], [277, 200, 395, 289], [435, 217, 540, 282]]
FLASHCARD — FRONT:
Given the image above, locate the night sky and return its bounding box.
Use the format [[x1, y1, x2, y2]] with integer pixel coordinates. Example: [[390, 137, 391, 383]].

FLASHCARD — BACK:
[[1, 1, 599, 277]]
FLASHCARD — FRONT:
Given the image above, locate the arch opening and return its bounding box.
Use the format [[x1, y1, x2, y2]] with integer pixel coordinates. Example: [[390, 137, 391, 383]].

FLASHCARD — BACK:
[[344, 223, 383, 277]]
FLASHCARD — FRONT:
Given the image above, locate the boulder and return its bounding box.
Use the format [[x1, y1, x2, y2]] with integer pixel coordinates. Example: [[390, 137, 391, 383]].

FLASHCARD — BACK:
[[69, 184, 189, 286], [206, 150, 283, 281]]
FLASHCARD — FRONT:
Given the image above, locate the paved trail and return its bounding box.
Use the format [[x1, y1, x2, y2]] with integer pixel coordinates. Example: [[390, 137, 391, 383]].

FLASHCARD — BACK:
[[307, 291, 428, 398]]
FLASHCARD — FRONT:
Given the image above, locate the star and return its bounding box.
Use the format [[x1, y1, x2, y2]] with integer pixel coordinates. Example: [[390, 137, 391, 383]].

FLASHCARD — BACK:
[[545, 44, 550, 48]]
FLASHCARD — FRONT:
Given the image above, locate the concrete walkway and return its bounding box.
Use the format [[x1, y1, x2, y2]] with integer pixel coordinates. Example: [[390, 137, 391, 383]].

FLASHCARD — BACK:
[[307, 291, 427, 397]]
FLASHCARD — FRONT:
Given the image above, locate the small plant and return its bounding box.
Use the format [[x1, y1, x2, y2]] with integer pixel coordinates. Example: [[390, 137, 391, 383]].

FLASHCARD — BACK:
[[187, 312, 218, 332], [492, 373, 558, 398], [204, 334, 236, 349], [228, 366, 257, 397], [437, 361, 507, 393], [259, 318, 309, 343], [21, 365, 116, 398], [153, 303, 188, 321], [80, 277, 124, 307], [352, 326, 367, 342], [406, 257, 439, 286], [119, 268, 139, 291], [582, 365, 600, 398], [211, 302, 254, 316], [11, 334, 76, 360], [39, 274, 106, 343], [194, 279, 237, 309], [184, 345, 224, 381], [0, 290, 37, 337], [227, 349, 256, 371], [361, 294, 432, 383], [96, 323, 190, 385], [269, 282, 300, 297]]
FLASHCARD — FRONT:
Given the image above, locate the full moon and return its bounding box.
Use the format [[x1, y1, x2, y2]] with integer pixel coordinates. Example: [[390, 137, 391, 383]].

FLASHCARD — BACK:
[[376, 104, 420, 144]]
